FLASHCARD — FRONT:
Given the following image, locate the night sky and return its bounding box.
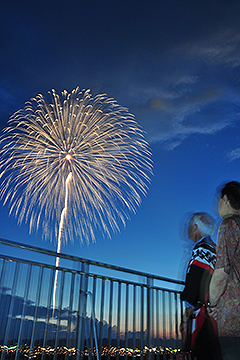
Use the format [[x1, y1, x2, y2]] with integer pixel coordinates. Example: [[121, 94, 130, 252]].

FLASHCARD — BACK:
[[1, 0, 240, 281]]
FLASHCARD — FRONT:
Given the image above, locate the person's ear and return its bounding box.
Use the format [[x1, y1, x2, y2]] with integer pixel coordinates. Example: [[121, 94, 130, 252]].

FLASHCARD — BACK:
[[223, 194, 229, 205], [192, 224, 198, 233]]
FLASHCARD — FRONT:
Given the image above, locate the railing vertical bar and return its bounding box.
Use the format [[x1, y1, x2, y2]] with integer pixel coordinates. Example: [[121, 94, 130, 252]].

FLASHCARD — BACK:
[[0, 259, 7, 306], [15, 264, 32, 360], [89, 278, 97, 359], [124, 283, 129, 353], [156, 290, 159, 349], [88, 279, 92, 360], [180, 294, 184, 349], [92, 277, 97, 354], [147, 279, 150, 350], [133, 284, 136, 351], [174, 293, 178, 350], [87, 290, 99, 360], [76, 261, 83, 359], [162, 291, 166, 349], [77, 263, 89, 360], [88, 278, 94, 360], [77, 284, 85, 360], [140, 285, 144, 360], [84, 265, 90, 353], [42, 267, 55, 360], [1, 261, 20, 360], [29, 266, 44, 360], [146, 276, 153, 356], [85, 292, 91, 358], [169, 292, 172, 347], [116, 281, 121, 354], [0, 259, 8, 350], [152, 289, 155, 348], [54, 271, 66, 360], [65, 272, 76, 360], [151, 282, 154, 353], [108, 280, 113, 360], [98, 279, 105, 355]]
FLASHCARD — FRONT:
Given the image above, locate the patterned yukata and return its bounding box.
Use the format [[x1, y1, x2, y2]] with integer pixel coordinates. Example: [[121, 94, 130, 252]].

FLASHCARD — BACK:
[[215, 216, 240, 337], [182, 236, 222, 360], [182, 236, 216, 306]]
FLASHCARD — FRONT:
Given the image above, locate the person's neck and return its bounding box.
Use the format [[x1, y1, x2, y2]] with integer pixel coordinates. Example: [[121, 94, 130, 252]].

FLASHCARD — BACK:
[[223, 210, 239, 219], [194, 236, 206, 244], [193, 235, 205, 243]]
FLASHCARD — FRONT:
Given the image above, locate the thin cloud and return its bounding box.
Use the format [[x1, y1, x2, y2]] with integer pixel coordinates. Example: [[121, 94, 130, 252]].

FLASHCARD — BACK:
[[187, 30, 240, 68], [227, 148, 240, 162], [133, 80, 234, 147], [130, 29, 240, 149]]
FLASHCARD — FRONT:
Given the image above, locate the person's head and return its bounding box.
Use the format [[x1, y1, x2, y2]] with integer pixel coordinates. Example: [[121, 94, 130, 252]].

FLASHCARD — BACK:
[[218, 181, 240, 218], [188, 212, 216, 242]]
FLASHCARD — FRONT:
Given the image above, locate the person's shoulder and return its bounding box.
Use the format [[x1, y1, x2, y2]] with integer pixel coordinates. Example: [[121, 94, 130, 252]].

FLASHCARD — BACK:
[[221, 215, 240, 224], [195, 236, 216, 252], [220, 216, 240, 230]]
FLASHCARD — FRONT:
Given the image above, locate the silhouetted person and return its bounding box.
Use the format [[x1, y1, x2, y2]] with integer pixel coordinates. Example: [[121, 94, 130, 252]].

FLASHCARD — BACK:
[[181, 212, 222, 360], [208, 181, 240, 360]]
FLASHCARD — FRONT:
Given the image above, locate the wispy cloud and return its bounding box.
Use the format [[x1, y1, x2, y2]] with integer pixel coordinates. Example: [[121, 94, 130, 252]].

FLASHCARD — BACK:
[[130, 29, 240, 149], [227, 148, 240, 162], [187, 30, 240, 68], [132, 81, 234, 146]]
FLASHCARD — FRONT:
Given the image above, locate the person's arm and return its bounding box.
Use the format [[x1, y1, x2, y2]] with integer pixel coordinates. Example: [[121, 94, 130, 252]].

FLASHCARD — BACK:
[[208, 267, 228, 320], [180, 306, 194, 336], [209, 267, 228, 305]]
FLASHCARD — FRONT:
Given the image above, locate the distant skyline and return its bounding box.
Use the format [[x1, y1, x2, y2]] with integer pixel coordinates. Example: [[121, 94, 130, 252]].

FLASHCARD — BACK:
[[1, 1, 240, 281]]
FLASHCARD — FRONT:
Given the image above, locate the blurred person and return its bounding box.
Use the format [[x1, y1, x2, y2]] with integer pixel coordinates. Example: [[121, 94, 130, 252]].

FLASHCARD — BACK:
[[208, 181, 240, 360], [180, 212, 222, 360]]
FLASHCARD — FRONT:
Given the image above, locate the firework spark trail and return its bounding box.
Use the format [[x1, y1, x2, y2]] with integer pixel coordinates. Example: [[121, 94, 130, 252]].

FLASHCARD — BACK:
[[52, 171, 72, 315], [0, 87, 152, 245], [0, 87, 153, 312]]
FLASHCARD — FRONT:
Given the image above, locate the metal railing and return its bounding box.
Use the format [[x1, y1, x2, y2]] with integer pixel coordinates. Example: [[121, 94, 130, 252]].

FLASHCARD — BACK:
[[0, 238, 185, 359]]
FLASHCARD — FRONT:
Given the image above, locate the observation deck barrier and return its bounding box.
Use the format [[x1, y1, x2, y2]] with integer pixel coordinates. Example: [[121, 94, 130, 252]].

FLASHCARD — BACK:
[[0, 238, 185, 360]]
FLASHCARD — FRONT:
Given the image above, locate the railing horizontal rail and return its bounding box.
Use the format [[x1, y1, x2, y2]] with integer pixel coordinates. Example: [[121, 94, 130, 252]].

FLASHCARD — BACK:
[[0, 253, 183, 293], [0, 238, 185, 285]]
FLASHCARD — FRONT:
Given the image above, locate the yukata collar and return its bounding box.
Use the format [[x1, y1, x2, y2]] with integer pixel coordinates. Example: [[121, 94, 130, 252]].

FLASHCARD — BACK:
[[194, 235, 211, 247]]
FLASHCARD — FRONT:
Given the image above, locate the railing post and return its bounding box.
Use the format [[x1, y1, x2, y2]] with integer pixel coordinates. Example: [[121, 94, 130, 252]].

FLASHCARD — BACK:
[[76, 262, 89, 360], [146, 276, 153, 360], [1, 262, 20, 360]]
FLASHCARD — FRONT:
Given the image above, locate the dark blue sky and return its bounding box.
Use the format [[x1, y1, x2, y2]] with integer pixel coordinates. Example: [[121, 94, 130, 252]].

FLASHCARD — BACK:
[[1, 0, 240, 280]]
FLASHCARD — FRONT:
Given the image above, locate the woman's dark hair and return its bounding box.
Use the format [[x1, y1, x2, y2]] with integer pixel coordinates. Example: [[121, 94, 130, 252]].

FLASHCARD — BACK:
[[221, 181, 240, 210]]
